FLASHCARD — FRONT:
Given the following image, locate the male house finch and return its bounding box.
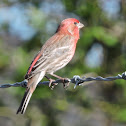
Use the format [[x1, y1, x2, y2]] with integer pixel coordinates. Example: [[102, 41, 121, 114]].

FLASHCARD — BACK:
[[17, 18, 84, 114]]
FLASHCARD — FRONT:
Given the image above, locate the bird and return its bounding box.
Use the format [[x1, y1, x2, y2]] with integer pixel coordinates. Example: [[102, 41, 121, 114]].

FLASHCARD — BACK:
[[16, 18, 84, 114]]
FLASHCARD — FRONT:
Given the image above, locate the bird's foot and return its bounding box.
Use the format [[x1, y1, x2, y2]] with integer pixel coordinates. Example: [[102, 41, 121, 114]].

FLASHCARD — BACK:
[[61, 78, 71, 89], [49, 73, 71, 89], [48, 78, 58, 90], [45, 75, 57, 90]]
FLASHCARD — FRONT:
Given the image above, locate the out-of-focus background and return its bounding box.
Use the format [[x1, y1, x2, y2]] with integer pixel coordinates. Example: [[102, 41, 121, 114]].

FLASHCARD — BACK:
[[0, 0, 126, 126]]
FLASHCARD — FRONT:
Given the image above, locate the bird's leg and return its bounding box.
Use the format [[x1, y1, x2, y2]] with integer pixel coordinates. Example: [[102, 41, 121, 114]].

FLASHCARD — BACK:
[[45, 75, 56, 89], [49, 73, 71, 88]]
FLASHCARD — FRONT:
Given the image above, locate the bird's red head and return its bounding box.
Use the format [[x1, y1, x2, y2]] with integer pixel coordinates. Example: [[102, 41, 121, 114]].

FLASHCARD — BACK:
[[57, 18, 84, 39]]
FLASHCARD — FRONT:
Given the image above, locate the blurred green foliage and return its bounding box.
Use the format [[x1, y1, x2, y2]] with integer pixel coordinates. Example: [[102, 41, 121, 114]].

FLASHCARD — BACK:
[[0, 41, 9, 69]]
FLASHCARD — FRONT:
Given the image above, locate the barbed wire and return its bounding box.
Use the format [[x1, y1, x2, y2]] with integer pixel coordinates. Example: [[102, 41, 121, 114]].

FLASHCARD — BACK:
[[0, 72, 126, 89]]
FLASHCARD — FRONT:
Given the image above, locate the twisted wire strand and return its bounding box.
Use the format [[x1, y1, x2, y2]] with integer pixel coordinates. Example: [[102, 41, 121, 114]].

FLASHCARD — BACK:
[[0, 72, 126, 88]]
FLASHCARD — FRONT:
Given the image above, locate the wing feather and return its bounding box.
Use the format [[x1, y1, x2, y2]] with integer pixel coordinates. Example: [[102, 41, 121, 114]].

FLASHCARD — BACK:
[[25, 33, 73, 79]]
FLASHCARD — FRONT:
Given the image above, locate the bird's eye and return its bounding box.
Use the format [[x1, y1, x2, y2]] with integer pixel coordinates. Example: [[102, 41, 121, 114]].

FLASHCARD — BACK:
[[74, 22, 77, 25]]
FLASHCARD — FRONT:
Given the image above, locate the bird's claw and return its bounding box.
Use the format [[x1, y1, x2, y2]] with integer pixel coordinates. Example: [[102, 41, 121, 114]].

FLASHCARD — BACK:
[[48, 78, 55, 87], [45, 75, 57, 89], [62, 78, 71, 89], [49, 78, 61, 90]]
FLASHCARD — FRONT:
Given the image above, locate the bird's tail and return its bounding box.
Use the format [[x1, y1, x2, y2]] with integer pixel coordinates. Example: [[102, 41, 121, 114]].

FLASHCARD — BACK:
[[16, 87, 32, 114], [16, 71, 45, 114]]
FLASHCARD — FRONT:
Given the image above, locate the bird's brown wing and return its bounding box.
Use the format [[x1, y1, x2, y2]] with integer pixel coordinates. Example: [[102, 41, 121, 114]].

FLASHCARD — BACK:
[[25, 33, 74, 79]]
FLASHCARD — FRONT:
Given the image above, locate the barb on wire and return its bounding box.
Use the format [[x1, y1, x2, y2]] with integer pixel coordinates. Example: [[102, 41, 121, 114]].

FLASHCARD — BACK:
[[0, 72, 126, 89]]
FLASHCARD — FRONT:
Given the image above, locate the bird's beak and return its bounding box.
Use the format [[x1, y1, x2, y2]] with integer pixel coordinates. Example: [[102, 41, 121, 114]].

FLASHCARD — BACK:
[[77, 22, 84, 29]]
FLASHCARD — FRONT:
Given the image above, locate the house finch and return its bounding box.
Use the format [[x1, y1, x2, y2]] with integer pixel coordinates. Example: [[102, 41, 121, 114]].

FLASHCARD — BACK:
[[17, 18, 84, 114]]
